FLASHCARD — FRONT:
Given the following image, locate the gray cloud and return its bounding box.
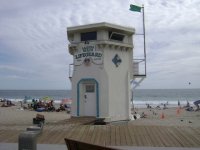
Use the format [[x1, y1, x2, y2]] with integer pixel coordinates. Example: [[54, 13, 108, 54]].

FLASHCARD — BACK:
[[0, 0, 200, 89]]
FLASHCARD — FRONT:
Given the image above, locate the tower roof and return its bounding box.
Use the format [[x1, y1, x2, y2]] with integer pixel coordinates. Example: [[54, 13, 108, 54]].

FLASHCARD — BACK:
[[67, 22, 135, 36]]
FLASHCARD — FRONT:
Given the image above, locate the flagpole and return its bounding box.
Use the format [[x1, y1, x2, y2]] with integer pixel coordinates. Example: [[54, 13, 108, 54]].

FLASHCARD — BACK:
[[142, 4, 147, 76]]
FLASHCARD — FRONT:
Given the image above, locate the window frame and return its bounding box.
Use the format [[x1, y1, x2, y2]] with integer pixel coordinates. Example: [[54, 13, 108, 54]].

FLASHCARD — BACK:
[[109, 31, 125, 42], [81, 31, 97, 41]]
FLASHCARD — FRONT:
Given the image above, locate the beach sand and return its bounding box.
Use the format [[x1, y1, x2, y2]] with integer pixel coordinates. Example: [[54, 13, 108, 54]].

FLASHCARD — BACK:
[[0, 102, 70, 126], [131, 107, 200, 127], [0, 101, 200, 147]]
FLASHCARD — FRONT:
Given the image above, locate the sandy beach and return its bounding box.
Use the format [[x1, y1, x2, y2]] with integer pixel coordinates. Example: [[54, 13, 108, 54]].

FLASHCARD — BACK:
[[0, 102, 70, 126], [131, 107, 200, 127], [0, 101, 200, 148], [1, 102, 199, 127]]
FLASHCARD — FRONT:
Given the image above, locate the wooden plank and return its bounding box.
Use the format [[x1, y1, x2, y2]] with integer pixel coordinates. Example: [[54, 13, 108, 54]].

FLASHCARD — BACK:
[[165, 127, 182, 147], [156, 126, 172, 147], [143, 126, 158, 147], [176, 127, 200, 147], [90, 126, 98, 144], [80, 125, 90, 141], [93, 125, 102, 145], [50, 130, 65, 144], [155, 126, 171, 147], [176, 126, 194, 147], [69, 126, 83, 140], [47, 130, 64, 144], [174, 127, 193, 147], [147, 126, 165, 147], [76, 125, 86, 140], [44, 125, 57, 131], [2, 122, 200, 148], [105, 125, 111, 146], [167, 127, 185, 147], [137, 126, 150, 146], [186, 127, 200, 145], [0, 130, 6, 136], [119, 125, 127, 145], [69, 126, 79, 140], [115, 125, 120, 146], [38, 131, 48, 143], [84, 125, 95, 144], [0, 130, 9, 142], [65, 125, 79, 139], [99, 125, 107, 146], [141, 126, 153, 146], [158, 126, 178, 147], [127, 124, 137, 146], [2, 130, 19, 143], [110, 125, 116, 146], [65, 126, 76, 139], [174, 126, 192, 147], [76, 125, 87, 141], [12, 131, 20, 143], [122, 125, 132, 146], [56, 130, 69, 144], [4, 130, 20, 143], [133, 126, 144, 146], [40, 130, 54, 144]]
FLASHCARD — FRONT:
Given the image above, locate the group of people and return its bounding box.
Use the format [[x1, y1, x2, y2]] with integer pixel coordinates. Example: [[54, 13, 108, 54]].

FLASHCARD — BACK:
[[27, 99, 56, 112], [1, 99, 15, 107], [146, 103, 168, 110], [26, 99, 70, 113], [145, 100, 200, 111], [177, 100, 200, 112]]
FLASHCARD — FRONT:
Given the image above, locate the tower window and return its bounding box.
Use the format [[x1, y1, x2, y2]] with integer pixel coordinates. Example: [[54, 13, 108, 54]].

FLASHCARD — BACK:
[[85, 84, 95, 93], [109, 31, 124, 41], [81, 31, 97, 41]]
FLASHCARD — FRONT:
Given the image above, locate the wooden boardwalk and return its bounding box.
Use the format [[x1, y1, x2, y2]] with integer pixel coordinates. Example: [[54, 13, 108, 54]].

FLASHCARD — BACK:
[[0, 123, 200, 147], [46, 124, 200, 147]]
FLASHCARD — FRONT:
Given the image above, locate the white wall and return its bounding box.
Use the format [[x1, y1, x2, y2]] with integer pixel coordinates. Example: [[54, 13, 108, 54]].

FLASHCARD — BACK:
[[70, 53, 110, 118], [103, 46, 132, 121]]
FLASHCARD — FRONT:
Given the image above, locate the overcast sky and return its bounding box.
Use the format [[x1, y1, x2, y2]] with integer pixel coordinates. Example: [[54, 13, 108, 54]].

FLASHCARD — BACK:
[[0, 0, 200, 90]]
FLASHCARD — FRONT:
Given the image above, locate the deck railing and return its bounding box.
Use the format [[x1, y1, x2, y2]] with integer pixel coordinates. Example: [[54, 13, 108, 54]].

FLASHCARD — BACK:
[[133, 58, 146, 78]]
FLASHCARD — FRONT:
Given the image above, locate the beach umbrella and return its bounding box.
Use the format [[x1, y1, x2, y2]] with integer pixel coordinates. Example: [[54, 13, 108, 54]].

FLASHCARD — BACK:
[[41, 96, 53, 102], [61, 98, 72, 105]]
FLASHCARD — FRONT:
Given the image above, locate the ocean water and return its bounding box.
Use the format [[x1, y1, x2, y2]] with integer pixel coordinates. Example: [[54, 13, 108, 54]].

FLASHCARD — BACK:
[[133, 89, 200, 107], [0, 90, 71, 101], [0, 89, 199, 107]]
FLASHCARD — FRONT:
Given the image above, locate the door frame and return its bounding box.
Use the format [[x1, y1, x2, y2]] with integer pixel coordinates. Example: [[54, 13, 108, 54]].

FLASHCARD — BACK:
[[77, 78, 99, 117]]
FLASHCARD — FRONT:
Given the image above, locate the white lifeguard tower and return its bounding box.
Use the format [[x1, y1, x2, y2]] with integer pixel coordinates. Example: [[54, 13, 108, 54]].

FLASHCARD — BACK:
[[67, 22, 145, 122]]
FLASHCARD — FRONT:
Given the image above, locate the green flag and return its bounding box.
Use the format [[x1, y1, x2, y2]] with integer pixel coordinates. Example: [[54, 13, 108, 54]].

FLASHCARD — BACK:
[[129, 4, 142, 12]]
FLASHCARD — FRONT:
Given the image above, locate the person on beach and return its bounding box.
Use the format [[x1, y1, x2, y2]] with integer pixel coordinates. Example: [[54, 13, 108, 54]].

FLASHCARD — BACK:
[[163, 104, 168, 109], [146, 104, 151, 109], [186, 101, 190, 108], [178, 100, 180, 107], [156, 105, 161, 109], [184, 101, 194, 111]]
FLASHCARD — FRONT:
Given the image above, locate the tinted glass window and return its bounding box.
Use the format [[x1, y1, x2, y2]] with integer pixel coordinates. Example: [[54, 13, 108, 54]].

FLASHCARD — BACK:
[[85, 84, 95, 93], [81, 32, 97, 41], [109, 31, 124, 41]]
